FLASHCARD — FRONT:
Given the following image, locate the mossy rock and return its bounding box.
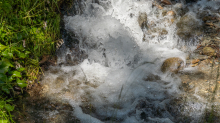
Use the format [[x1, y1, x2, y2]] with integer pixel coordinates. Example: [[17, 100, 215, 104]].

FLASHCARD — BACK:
[[161, 57, 184, 73], [202, 46, 216, 56]]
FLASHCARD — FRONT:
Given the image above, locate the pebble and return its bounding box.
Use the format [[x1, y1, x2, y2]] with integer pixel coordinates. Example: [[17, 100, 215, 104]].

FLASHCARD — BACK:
[[167, 11, 176, 16], [191, 59, 200, 64]]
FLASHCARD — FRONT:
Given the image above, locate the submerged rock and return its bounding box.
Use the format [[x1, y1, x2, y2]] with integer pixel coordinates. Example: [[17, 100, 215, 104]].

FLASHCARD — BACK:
[[138, 12, 148, 29], [176, 14, 202, 40], [148, 28, 168, 36], [55, 76, 65, 88], [161, 57, 184, 73], [143, 73, 161, 81]]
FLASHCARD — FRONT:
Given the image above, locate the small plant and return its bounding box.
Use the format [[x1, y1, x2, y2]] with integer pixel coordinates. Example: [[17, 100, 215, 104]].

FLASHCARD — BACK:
[[0, 97, 14, 123]]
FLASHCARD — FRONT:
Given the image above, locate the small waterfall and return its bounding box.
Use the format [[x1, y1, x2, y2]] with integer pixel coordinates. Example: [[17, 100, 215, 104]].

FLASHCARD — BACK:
[[40, 0, 220, 122]]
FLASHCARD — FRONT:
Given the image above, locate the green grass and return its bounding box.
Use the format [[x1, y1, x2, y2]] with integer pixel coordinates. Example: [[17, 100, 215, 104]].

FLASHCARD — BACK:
[[0, 0, 61, 122]]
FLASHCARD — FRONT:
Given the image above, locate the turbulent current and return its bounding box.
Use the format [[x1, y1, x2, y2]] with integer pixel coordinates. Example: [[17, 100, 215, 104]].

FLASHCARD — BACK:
[[40, 0, 220, 122]]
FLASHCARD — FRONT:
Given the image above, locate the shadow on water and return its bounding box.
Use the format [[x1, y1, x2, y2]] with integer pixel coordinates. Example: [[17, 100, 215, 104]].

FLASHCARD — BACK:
[[12, 83, 80, 123], [12, 86, 220, 123]]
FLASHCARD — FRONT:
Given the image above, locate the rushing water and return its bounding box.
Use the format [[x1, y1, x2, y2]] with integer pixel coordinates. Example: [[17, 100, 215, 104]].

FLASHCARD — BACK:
[[40, 0, 220, 122]]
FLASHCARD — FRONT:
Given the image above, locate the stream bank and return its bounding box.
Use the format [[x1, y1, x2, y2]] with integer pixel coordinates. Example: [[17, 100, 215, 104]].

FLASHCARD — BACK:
[[14, 0, 220, 122]]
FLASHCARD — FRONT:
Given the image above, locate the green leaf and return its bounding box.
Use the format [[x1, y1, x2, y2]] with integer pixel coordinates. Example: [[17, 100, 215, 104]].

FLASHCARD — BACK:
[[0, 64, 7, 73], [4, 60, 13, 68], [16, 78, 27, 88], [17, 52, 26, 58], [17, 67, 25, 72], [17, 33, 23, 41], [8, 76, 13, 82], [34, 45, 38, 50], [0, 119, 9, 123], [0, 60, 14, 74], [2, 86, 10, 94], [0, 101, 5, 109], [2, 2, 12, 14], [5, 104, 14, 112], [7, 26, 14, 30], [0, 74, 7, 82], [12, 71, 21, 78], [0, 80, 5, 84], [0, 43, 7, 51], [25, 51, 31, 55], [6, 99, 13, 103], [27, 59, 38, 65], [2, 50, 13, 59]]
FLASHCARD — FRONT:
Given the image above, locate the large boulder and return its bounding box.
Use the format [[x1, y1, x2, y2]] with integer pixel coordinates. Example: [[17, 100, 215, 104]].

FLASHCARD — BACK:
[[161, 57, 184, 73]]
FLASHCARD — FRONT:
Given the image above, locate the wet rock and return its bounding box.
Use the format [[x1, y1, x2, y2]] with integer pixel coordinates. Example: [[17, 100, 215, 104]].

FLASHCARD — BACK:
[[176, 14, 202, 40], [143, 74, 161, 81], [190, 63, 198, 67], [153, 1, 163, 9], [65, 54, 72, 64], [135, 99, 149, 109], [202, 46, 216, 56], [201, 38, 211, 46], [187, 54, 209, 61], [170, 18, 175, 23], [200, 14, 220, 35], [55, 77, 65, 88], [41, 85, 49, 94], [138, 12, 148, 29], [185, 0, 198, 3], [69, 79, 81, 85], [161, 57, 184, 73], [148, 28, 168, 36], [160, 0, 172, 5], [80, 103, 96, 115], [166, 11, 176, 16], [214, 22, 220, 28], [191, 59, 200, 64], [202, 16, 218, 22], [174, 3, 189, 16]]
